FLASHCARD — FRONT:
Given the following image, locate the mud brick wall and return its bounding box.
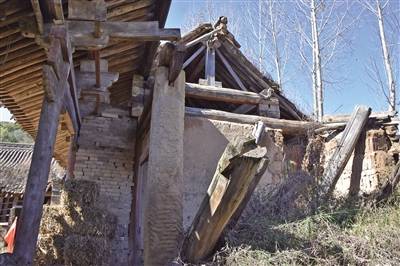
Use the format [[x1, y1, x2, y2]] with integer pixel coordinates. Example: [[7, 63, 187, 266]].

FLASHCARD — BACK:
[[74, 114, 136, 265], [324, 128, 398, 195]]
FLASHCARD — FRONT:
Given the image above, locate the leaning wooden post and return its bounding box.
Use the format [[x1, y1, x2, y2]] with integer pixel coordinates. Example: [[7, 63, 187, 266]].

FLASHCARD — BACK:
[[12, 39, 70, 265], [143, 67, 185, 265], [319, 105, 371, 200]]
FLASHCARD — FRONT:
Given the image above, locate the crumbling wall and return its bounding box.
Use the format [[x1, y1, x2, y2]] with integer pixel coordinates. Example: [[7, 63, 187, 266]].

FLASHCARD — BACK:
[[73, 113, 136, 265], [183, 117, 284, 230], [323, 127, 398, 196]]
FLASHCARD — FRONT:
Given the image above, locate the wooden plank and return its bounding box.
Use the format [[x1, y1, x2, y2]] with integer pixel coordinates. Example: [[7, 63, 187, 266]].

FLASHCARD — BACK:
[[185, 82, 261, 105], [68, 0, 107, 21], [185, 107, 319, 135], [182, 137, 269, 263], [320, 105, 371, 198]]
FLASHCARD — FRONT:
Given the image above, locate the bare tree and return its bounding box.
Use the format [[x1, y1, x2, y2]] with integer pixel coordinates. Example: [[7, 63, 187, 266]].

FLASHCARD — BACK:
[[240, 0, 292, 88], [362, 0, 398, 112], [293, 0, 362, 121], [181, 0, 240, 36]]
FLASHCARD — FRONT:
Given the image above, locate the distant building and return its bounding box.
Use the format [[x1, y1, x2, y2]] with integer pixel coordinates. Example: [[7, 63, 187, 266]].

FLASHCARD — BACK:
[[0, 142, 64, 225]]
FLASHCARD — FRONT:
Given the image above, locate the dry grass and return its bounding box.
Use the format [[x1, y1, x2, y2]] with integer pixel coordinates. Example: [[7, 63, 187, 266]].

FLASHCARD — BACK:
[[210, 193, 400, 265]]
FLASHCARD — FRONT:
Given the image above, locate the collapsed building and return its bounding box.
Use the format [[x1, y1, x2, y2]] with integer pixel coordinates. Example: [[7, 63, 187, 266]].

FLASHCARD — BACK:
[[0, 1, 398, 265]]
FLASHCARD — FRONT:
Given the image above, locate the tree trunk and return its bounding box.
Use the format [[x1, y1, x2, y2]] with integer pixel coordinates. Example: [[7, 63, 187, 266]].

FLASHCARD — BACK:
[[377, 0, 396, 112], [310, 0, 323, 121]]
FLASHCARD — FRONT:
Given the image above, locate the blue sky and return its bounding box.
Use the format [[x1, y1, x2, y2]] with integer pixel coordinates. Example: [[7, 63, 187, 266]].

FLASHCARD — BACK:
[[166, 0, 399, 115], [1, 0, 398, 122]]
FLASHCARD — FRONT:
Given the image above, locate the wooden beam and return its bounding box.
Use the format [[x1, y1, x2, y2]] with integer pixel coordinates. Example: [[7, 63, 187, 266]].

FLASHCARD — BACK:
[[215, 49, 247, 91], [182, 137, 269, 263], [185, 82, 261, 105], [183, 45, 205, 69], [185, 28, 220, 49], [65, 21, 181, 49], [185, 107, 319, 135], [320, 105, 371, 199], [30, 0, 44, 35], [323, 111, 396, 124], [49, 25, 82, 128]]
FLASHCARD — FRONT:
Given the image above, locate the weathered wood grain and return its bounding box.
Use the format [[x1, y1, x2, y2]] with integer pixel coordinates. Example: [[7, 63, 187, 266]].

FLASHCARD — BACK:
[[182, 137, 269, 263], [185, 82, 261, 104], [185, 107, 319, 134], [320, 105, 371, 198]]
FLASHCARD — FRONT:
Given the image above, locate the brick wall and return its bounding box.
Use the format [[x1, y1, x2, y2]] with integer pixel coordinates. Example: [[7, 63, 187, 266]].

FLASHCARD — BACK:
[[74, 114, 136, 265]]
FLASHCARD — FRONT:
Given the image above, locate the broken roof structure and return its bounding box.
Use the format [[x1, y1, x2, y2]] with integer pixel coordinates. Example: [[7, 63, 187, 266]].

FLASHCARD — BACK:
[[0, 0, 173, 165], [179, 19, 305, 120], [0, 1, 398, 265]]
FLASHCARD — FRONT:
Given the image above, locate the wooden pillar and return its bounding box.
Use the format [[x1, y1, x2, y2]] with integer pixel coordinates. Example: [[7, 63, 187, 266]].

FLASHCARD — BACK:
[[143, 67, 185, 265], [12, 38, 69, 265], [13, 94, 64, 264], [205, 42, 216, 86]]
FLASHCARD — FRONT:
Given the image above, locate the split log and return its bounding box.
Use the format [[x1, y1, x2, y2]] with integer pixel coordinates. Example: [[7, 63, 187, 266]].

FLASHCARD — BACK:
[[182, 135, 269, 263], [185, 107, 319, 135], [185, 83, 261, 105], [320, 105, 371, 199]]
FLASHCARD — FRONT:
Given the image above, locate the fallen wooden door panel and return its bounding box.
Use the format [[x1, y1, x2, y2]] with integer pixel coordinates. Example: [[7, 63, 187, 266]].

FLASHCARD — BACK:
[[182, 139, 269, 263]]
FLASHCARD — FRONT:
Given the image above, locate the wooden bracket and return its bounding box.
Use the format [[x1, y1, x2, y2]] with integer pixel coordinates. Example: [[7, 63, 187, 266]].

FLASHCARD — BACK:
[[158, 43, 185, 83]]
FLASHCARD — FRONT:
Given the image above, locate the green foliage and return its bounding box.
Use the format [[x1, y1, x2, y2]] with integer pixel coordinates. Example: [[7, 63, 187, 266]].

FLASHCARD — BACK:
[[0, 121, 33, 143]]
